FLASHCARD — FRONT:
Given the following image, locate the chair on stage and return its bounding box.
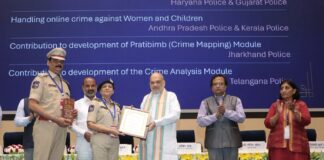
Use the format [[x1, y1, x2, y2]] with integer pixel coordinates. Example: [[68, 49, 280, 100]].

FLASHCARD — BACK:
[[3, 132, 71, 152], [119, 135, 134, 152], [65, 132, 71, 148], [177, 130, 195, 142], [3, 132, 23, 149], [306, 129, 317, 141], [240, 130, 266, 142]]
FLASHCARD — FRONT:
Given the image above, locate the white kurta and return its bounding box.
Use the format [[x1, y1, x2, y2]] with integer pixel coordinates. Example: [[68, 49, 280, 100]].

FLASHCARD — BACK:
[[71, 96, 93, 160], [140, 91, 181, 160]]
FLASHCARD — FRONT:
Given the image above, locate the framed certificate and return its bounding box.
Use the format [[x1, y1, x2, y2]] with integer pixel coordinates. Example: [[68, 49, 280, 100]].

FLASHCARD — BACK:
[[119, 106, 150, 139]]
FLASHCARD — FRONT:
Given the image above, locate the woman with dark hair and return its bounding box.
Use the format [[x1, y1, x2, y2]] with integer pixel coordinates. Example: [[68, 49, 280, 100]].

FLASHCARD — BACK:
[[264, 80, 311, 160], [87, 79, 123, 160]]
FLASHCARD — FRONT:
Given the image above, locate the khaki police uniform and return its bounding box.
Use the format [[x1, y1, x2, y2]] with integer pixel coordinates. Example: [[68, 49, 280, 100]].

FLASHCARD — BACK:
[[29, 70, 70, 160], [87, 98, 121, 160]]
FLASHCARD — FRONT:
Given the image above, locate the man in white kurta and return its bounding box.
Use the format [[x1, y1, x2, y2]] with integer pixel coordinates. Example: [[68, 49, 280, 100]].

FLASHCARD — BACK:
[[139, 72, 181, 160], [71, 77, 97, 160]]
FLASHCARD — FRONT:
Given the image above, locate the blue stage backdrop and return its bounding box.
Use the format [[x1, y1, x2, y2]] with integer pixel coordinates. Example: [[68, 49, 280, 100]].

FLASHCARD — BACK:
[[1, 0, 323, 111]]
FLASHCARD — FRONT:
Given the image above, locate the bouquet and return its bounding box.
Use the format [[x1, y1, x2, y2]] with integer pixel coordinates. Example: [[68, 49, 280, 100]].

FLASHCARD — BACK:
[[3, 144, 24, 154]]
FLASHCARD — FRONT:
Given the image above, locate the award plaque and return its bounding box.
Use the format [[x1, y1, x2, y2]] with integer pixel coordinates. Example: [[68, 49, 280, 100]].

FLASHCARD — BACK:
[[62, 98, 75, 119], [119, 106, 150, 139]]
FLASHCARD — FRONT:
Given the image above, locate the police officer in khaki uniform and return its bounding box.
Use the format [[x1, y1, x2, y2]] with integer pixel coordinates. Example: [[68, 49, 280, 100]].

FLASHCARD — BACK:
[[87, 79, 123, 160], [29, 48, 76, 160]]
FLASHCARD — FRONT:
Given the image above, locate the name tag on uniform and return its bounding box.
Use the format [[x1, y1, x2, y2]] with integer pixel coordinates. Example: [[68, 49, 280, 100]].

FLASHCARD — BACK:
[[48, 84, 57, 87], [284, 126, 290, 139]]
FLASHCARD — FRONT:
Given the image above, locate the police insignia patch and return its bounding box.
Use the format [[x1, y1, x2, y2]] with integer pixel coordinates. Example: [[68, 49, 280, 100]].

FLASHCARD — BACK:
[[32, 81, 40, 89], [88, 105, 94, 112]]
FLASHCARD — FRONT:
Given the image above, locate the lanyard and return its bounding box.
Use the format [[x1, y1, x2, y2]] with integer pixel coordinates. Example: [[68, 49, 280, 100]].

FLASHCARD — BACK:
[[101, 98, 116, 121], [286, 108, 289, 125], [47, 71, 64, 96], [284, 101, 293, 126]]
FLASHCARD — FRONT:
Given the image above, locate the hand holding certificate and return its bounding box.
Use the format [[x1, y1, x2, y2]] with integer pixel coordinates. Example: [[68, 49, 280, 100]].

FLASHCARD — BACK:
[[119, 106, 150, 139]]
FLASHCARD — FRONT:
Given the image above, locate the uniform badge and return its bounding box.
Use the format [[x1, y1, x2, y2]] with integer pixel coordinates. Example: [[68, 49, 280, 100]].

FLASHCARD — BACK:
[[32, 81, 40, 89], [88, 105, 94, 112]]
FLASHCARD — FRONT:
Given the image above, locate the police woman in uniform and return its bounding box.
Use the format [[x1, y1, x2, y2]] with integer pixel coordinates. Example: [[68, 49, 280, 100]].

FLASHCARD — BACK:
[[87, 79, 123, 160]]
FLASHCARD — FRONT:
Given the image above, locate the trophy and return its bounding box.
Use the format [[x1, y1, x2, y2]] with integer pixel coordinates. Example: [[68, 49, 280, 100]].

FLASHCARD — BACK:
[[62, 98, 75, 120]]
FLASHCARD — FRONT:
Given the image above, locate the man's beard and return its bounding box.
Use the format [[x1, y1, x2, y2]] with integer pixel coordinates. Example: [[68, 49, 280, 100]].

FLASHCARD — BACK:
[[151, 88, 162, 94], [85, 90, 96, 98]]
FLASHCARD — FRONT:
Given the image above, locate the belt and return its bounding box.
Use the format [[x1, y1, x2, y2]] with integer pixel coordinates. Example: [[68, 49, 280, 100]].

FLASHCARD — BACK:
[[38, 116, 52, 122]]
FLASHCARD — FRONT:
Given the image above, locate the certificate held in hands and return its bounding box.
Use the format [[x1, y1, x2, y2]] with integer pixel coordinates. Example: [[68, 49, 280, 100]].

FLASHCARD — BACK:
[[62, 98, 75, 120], [119, 106, 150, 139]]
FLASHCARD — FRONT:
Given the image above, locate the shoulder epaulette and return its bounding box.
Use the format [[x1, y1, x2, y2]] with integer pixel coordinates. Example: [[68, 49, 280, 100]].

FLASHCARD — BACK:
[[37, 72, 48, 77]]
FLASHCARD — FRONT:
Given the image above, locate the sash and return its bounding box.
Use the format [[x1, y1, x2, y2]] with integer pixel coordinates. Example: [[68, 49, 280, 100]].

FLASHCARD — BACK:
[[139, 89, 167, 160]]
